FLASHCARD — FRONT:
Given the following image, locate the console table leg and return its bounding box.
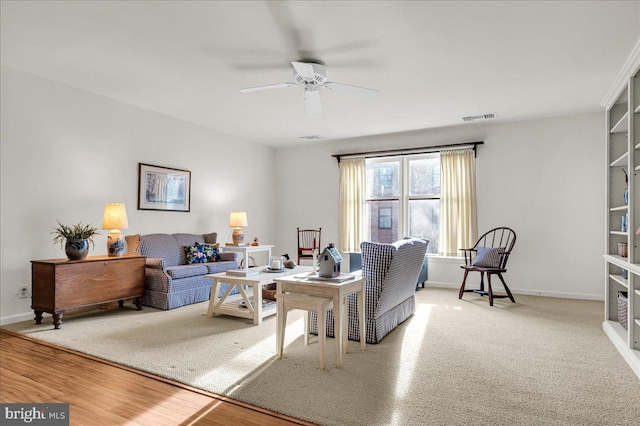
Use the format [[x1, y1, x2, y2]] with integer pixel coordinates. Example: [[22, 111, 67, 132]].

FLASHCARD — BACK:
[[34, 311, 43, 325], [52, 313, 63, 329], [118, 300, 124, 308], [134, 297, 143, 311]]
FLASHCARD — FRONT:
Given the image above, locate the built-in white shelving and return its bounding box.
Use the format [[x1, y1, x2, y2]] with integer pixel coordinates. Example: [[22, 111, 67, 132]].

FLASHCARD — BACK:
[[610, 205, 629, 211], [610, 152, 629, 167], [603, 39, 640, 380]]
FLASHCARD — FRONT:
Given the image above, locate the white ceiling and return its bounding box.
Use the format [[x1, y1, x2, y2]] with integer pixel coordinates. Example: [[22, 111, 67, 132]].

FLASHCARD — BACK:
[[1, 1, 639, 147]]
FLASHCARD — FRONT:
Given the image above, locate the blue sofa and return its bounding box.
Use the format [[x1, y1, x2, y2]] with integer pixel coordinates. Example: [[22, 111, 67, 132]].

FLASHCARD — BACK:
[[126, 232, 239, 310]]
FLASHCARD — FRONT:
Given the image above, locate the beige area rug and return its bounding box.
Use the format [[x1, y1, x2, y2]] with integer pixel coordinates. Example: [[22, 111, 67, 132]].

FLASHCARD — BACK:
[[4, 288, 640, 426]]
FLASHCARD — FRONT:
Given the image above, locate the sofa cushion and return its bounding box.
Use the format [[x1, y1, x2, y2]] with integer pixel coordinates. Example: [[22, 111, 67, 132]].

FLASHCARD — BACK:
[[185, 244, 208, 264], [140, 234, 182, 266], [174, 233, 207, 264], [203, 232, 217, 244], [166, 264, 208, 279], [205, 261, 238, 274], [198, 242, 220, 262], [125, 234, 141, 255]]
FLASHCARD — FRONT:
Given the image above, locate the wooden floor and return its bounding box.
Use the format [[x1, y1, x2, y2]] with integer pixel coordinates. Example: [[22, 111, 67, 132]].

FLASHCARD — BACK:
[[0, 330, 314, 426]]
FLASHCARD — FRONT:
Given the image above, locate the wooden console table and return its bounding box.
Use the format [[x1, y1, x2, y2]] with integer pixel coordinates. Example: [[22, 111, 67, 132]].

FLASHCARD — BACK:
[[31, 255, 145, 329]]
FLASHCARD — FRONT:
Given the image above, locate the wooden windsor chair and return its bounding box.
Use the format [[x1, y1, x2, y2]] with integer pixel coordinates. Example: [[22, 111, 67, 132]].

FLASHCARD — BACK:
[[297, 228, 321, 265], [458, 227, 516, 306]]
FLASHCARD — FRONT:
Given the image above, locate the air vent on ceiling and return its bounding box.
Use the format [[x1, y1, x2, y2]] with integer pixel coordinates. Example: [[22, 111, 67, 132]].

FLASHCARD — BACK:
[[462, 113, 497, 122], [299, 135, 322, 141]]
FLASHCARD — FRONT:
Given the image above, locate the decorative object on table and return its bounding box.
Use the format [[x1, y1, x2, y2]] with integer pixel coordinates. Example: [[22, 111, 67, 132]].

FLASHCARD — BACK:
[[621, 269, 628, 279], [138, 163, 191, 212], [282, 253, 297, 269], [229, 211, 248, 245], [262, 282, 277, 301], [251, 237, 259, 246], [623, 168, 629, 205], [269, 255, 284, 270], [617, 242, 628, 257], [319, 243, 343, 278], [621, 215, 627, 232], [52, 221, 100, 261], [102, 203, 129, 256]]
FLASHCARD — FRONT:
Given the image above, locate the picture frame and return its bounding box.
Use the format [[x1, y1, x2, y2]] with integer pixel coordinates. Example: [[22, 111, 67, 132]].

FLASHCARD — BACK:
[[138, 163, 191, 212]]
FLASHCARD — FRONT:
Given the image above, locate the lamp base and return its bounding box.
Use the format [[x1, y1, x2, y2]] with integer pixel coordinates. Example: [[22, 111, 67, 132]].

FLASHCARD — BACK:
[[232, 228, 244, 245], [107, 230, 126, 256]]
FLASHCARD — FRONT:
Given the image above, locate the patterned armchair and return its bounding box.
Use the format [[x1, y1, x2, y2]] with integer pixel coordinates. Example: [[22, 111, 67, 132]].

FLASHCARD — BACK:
[[310, 238, 428, 344]]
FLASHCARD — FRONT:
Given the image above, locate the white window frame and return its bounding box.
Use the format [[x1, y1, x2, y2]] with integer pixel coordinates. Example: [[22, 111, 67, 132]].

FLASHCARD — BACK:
[[365, 153, 440, 241]]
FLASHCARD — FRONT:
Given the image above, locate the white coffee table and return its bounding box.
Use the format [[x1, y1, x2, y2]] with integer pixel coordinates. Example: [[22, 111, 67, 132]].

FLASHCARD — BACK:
[[205, 266, 312, 325], [220, 244, 274, 271]]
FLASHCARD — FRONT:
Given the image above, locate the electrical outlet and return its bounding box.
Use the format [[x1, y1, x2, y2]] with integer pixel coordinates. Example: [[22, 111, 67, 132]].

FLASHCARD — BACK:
[[19, 285, 28, 299]]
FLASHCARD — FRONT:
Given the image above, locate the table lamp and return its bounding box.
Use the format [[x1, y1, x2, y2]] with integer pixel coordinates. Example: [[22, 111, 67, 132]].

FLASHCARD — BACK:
[[102, 203, 129, 256], [229, 211, 248, 245]]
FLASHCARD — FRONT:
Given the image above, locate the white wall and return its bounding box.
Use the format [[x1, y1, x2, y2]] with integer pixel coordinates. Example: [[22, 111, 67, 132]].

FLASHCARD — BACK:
[[0, 65, 605, 327], [274, 112, 605, 300], [0, 67, 276, 324]]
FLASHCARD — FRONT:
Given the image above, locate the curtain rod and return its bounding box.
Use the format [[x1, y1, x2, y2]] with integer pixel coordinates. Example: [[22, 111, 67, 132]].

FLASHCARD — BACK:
[[332, 141, 484, 163]]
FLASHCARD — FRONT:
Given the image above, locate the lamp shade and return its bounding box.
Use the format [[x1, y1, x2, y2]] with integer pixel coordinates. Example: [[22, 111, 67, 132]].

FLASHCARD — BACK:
[[229, 211, 248, 228], [102, 203, 129, 230]]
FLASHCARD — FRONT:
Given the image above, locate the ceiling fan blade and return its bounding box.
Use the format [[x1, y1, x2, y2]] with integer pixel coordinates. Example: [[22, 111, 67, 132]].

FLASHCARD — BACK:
[[291, 62, 316, 81], [304, 89, 322, 114], [323, 81, 380, 97], [239, 82, 298, 93]]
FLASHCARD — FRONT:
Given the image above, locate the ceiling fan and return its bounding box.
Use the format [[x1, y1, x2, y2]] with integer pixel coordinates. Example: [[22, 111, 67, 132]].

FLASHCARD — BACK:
[[239, 61, 380, 114]]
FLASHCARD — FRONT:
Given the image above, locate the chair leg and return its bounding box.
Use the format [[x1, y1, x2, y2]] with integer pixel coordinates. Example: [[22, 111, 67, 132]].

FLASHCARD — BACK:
[[497, 272, 516, 303], [479, 271, 485, 292], [487, 273, 494, 306], [458, 269, 469, 299]]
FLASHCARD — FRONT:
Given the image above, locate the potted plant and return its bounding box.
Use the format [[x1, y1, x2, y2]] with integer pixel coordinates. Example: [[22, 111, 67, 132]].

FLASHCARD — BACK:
[[52, 221, 100, 260]]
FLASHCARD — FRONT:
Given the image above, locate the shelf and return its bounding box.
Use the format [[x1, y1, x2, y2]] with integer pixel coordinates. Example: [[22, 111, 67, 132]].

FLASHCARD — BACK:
[[602, 320, 640, 379], [610, 152, 628, 167], [610, 231, 628, 236], [635, 104, 640, 113], [610, 205, 629, 212], [609, 274, 629, 288], [636, 289, 640, 297], [635, 142, 640, 150], [611, 111, 629, 133], [636, 319, 640, 328]]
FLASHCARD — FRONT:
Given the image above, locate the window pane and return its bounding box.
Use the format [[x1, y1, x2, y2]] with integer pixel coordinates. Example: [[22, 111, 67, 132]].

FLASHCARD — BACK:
[[408, 199, 439, 253], [409, 156, 440, 196], [366, 161, 400, 198], [366, 200, 399, 243]]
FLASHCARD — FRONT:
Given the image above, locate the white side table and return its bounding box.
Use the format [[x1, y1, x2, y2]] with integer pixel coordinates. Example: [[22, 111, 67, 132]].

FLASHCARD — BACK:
[[221, 244, 274, 271]]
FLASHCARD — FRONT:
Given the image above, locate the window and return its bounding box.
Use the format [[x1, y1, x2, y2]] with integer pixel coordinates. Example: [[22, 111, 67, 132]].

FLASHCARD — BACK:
[[365, 154, 440, 253]]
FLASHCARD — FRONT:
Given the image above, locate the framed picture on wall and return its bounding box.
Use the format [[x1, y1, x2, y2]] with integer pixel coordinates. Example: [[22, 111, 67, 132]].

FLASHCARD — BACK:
[[138, 163, 191, 212]]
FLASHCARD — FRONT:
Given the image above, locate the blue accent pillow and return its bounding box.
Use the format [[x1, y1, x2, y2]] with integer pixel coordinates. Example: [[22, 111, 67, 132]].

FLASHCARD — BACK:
[[199, 242, 220, 262], [185, 244, 208, 264], [473, 247, 504, 268]]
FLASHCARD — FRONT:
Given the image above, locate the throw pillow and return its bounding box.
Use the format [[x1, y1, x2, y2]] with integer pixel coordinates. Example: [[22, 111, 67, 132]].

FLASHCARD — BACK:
[[197, 242, 220, 262], [473, 247, 504, 268], [184, 244, 207, 264]]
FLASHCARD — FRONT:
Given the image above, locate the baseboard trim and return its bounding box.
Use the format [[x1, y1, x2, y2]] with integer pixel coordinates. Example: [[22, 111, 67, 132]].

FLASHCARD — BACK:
[[0, 311, 37, 326], [425, 281, 604, 301]]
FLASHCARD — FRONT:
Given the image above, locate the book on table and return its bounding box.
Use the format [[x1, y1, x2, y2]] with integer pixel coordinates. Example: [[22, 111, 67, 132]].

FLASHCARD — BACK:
[[226, 269, 260, 277]]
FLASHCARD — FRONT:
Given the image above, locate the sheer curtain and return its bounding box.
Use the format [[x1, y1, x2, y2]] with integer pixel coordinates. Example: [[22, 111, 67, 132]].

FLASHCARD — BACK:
[[339, 158, 366, 252], [440, 149, 477, 256]]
